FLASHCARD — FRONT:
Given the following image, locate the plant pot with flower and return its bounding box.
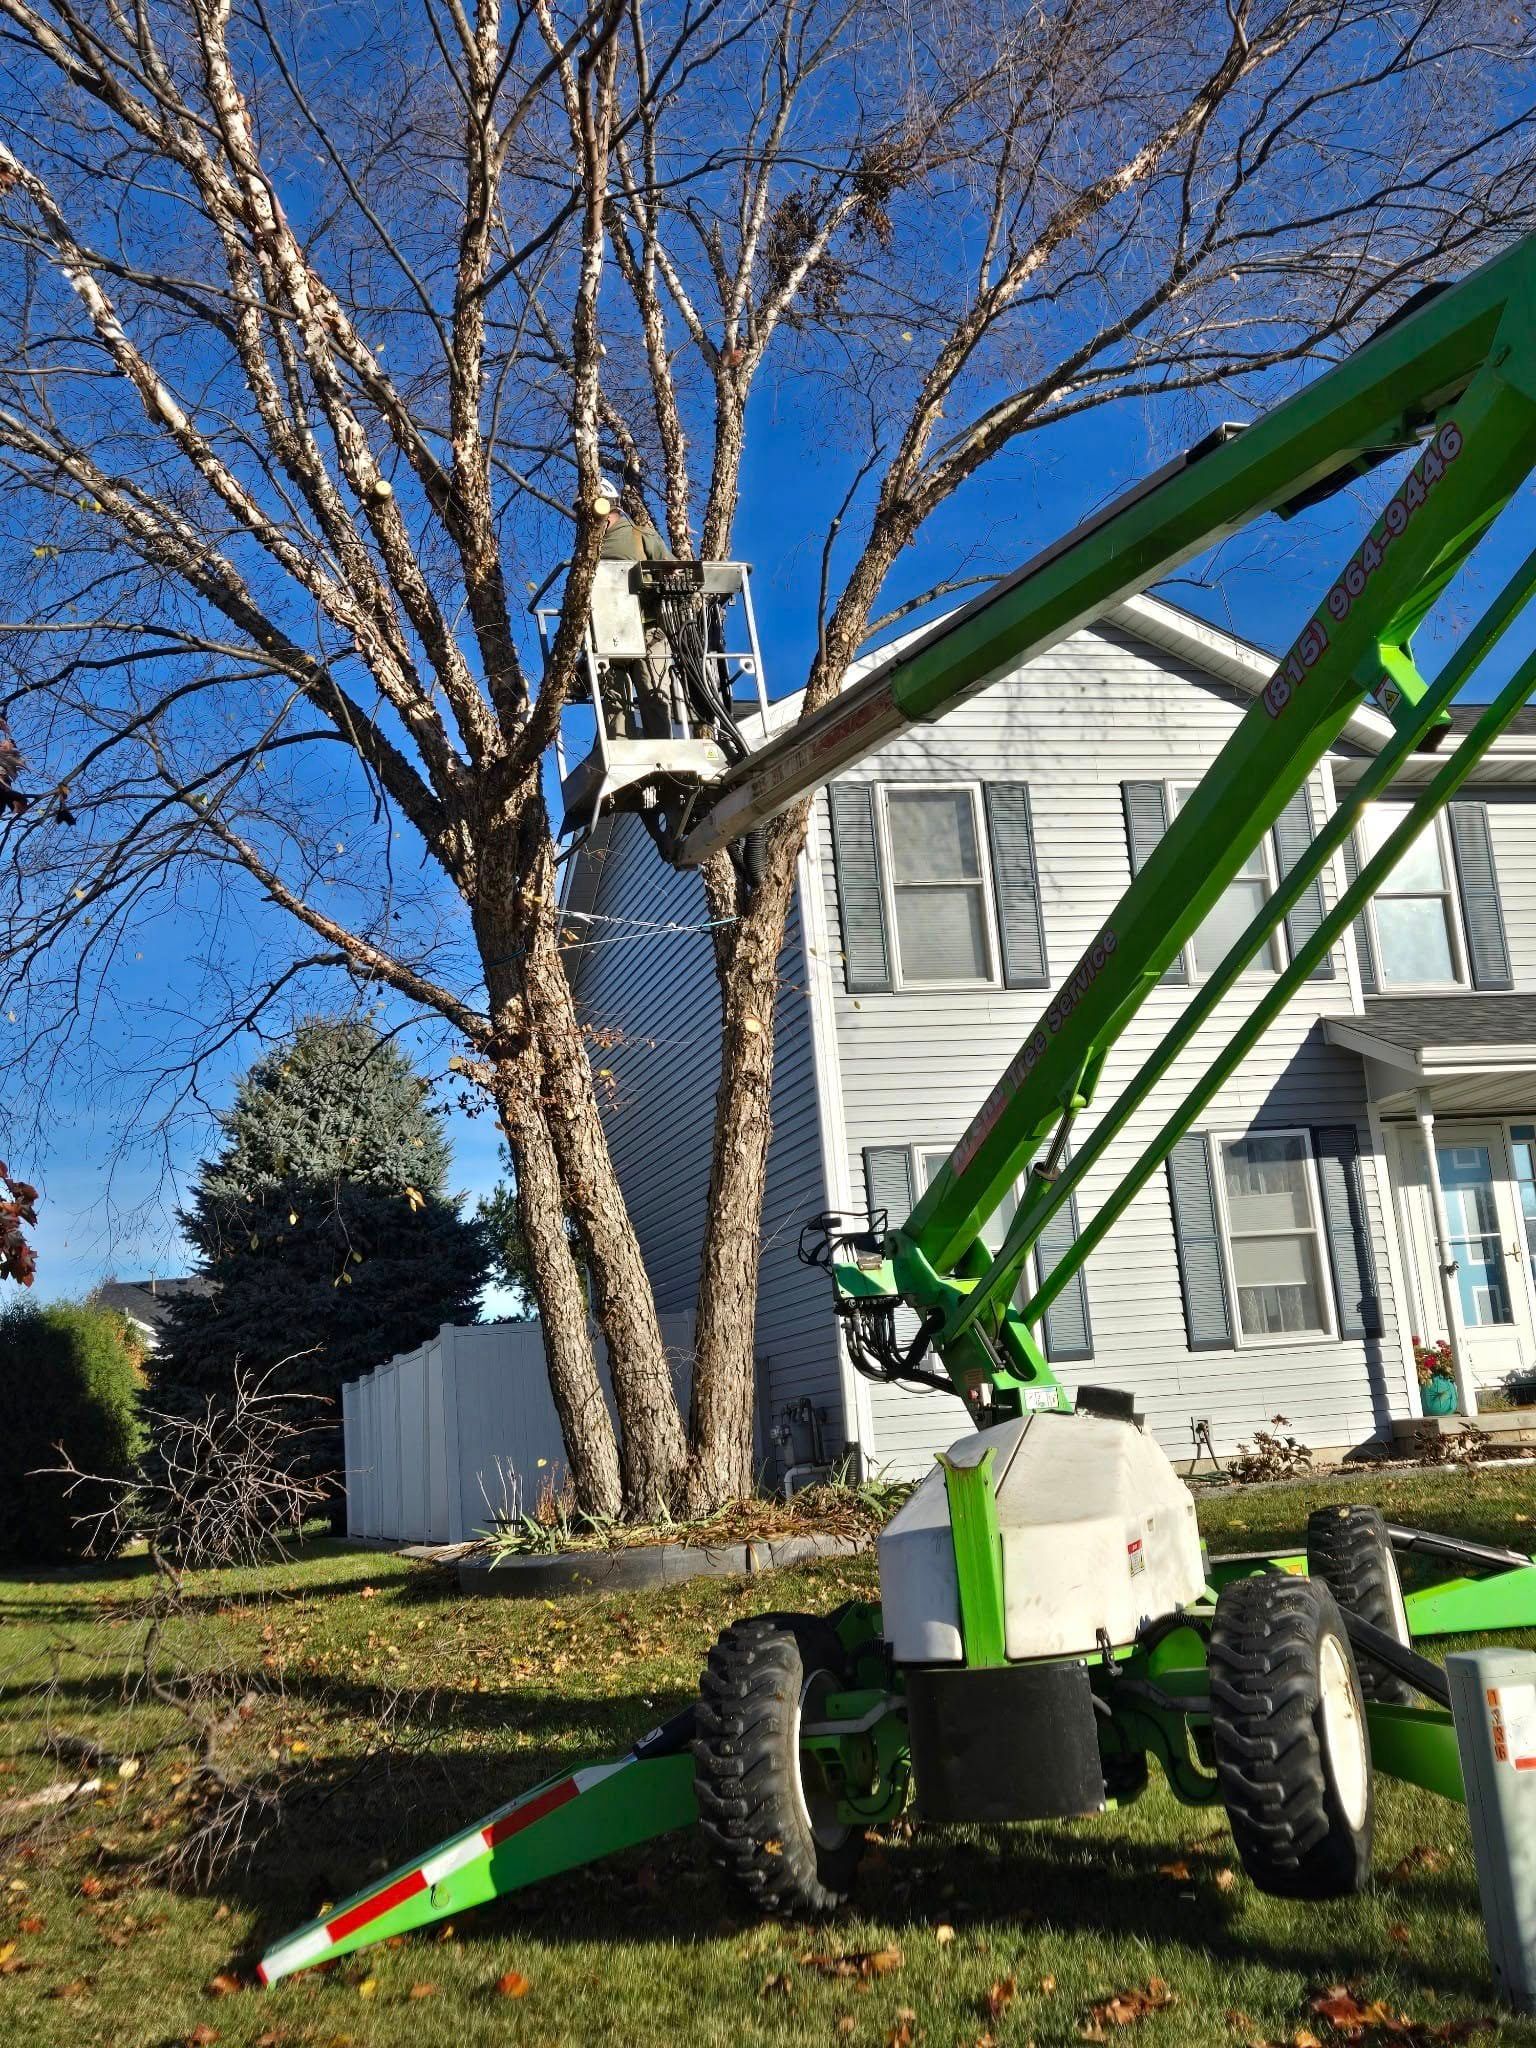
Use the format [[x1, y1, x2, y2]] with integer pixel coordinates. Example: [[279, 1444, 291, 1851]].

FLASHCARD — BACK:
[[1413, 1335, 1459, 1416]]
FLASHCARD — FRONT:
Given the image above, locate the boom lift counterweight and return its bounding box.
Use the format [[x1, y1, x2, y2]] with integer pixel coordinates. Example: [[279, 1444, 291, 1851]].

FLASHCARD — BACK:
[[263, 231, 1536, 1990]]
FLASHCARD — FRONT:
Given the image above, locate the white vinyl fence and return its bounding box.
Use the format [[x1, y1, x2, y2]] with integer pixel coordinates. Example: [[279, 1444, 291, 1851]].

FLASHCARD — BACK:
[[341, 1317, 693, 1544]]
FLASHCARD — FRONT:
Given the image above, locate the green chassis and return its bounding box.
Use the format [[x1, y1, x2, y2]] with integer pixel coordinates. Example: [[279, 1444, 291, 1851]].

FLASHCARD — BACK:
[[257, 1504, 1536, 1986]]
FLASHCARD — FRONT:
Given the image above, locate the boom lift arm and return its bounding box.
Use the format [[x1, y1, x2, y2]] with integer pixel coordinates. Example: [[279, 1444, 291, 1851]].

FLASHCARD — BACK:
[[752, 234, 1536, 1421]]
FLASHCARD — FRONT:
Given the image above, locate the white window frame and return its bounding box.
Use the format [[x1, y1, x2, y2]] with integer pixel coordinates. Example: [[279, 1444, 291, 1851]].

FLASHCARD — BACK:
[[875, 782, 1001, 992], [1359, 803, 1470, 993], [1211, 1127, 1337, 1349], [1169, 781, 1285, 982]]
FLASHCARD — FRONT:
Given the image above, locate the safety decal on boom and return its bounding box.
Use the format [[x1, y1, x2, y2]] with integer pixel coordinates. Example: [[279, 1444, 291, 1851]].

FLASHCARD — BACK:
[[1263, 420, 1465, 722]]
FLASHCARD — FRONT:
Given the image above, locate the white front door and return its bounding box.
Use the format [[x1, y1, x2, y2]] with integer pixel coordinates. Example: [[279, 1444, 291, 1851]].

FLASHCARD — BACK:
[[1390, 1122, 1536, 1393]]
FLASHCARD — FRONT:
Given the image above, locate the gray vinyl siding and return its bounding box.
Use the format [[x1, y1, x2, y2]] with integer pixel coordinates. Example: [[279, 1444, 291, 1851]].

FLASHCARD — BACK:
[[820, 621, 1403, 1477], [567, 815, 842, 1464], [1473, 792, 1536, 990]]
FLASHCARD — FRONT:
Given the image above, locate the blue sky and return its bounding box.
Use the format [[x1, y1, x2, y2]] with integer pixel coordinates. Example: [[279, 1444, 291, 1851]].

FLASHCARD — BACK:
[[21, 356, 1536, 1311]]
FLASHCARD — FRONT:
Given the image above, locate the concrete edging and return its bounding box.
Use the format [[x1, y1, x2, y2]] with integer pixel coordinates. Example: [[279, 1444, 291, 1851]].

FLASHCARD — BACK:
[[457, 1529, 868, 1598]]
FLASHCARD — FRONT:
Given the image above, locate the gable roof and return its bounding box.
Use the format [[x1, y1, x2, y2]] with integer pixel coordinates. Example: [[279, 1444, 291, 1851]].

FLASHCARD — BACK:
[[94, 1276, 211, 1340]]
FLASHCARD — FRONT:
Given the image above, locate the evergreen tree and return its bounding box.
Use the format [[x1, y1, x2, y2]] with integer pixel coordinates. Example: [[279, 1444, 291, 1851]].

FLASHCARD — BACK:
[[477, 1147, 584, 1321], [157, 1019, 490, 1460]]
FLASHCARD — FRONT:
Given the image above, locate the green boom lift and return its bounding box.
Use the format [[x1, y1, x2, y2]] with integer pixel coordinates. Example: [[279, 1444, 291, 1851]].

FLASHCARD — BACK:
[[262, 231, 1536, 1987]]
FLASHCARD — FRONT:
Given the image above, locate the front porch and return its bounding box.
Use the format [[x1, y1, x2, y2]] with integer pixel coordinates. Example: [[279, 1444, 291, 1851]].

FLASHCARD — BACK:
[[1326, 996, 1536, 1423]]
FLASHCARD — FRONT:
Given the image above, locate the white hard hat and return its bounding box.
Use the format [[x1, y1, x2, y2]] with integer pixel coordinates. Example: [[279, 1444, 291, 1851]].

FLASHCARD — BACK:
[[598, 478, 621, 499]]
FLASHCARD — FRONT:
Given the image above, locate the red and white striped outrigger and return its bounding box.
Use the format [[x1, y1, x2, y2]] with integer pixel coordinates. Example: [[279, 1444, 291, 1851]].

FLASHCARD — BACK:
[[258, 1708, 698, 1985]]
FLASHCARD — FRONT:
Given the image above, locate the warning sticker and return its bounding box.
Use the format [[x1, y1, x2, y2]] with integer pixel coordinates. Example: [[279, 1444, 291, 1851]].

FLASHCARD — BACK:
[[1127, 1538, 1146, 1578], [1486, 1683, 1536, 1770]]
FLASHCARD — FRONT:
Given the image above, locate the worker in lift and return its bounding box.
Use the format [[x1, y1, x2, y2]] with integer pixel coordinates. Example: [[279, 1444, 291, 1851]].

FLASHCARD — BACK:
[[597, 478, 671, 565], [593, 478, 678, 742]]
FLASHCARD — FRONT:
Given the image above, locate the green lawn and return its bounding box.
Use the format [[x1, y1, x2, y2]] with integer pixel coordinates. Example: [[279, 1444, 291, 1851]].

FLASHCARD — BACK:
[[1, 1466, 1535, 2047]]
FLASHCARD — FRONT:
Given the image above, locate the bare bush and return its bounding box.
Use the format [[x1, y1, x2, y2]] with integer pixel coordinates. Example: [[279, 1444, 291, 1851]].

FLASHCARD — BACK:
[[1227, 1416, 1314, 1485]]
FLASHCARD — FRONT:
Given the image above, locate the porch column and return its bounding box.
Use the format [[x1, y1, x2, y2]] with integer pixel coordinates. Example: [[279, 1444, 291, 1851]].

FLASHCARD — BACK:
[[1416, 1090, 1477, 1417]]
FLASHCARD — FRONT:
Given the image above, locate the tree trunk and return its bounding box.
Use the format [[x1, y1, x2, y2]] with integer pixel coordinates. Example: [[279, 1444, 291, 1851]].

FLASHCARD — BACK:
[[473, 796, 682, 1522], [518, 856, 690, 1517], [491, 1058, 623, 1521], [683, 816, 806, 1510]]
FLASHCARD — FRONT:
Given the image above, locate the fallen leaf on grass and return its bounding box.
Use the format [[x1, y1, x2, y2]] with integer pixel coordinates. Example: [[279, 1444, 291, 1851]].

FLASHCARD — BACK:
[[836, 2019, 856, 2037], [1213, 1866, 1238, 1891], [45, 1977, 92, 1999], [357, 1976, 377, 1999], [407, 1980, 438, 1998], [1307, 1983, 1493, 2041], [1040, 1974, 1058, 1994], [186, 2027, 219, 2046], [1082, 1976, 1177, 2033], [495, 1969, 531, 1997], [206, 1970, 244, 1996], [980, 1977, 1016, 2019], [888, 2012, 917, 2047], [762, 1971, 794, 1996], [1389, 1923, 1412, 1949], [802, 1945, 904, 1981], [1157, 1859, 1192, 1882], [17, 1916, 43, 1934], [1386, 1846, 1452, 1885], [934, 1923, 955, 1947]]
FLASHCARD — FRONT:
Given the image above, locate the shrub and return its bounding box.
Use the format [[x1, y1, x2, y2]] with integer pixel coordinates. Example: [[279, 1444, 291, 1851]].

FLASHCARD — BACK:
[[0, 1300, 146, 1562]]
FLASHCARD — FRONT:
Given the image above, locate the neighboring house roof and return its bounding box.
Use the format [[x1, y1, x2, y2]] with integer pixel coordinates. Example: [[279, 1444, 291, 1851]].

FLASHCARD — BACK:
[[1325, 994, 1536, 1077], [94, 1276, 212, 1343]]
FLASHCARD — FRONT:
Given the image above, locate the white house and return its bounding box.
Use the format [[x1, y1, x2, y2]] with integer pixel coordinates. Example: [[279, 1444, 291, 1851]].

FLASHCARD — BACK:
[[561, 594, 1536, 1480]]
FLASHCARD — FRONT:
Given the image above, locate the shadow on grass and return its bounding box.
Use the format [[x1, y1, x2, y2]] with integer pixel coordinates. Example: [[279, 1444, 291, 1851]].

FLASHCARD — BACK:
[[210, 1756, 1494, 2006]]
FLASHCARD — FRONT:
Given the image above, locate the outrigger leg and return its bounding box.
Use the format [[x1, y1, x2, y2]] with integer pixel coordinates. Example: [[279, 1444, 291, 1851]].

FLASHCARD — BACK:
[[257, 1707, 698, 1986]]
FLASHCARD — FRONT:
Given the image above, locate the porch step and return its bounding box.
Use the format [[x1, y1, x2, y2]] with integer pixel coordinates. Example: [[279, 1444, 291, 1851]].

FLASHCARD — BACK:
[[1392, 1408, 1536, 1443]]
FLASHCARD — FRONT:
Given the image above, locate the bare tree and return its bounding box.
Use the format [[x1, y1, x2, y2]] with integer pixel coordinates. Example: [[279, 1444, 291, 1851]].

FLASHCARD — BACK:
[[1, 0, 1533, 1513]]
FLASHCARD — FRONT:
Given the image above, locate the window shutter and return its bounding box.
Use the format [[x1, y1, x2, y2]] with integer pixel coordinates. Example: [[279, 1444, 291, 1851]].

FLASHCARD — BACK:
[[1311, 1126, 1383, 1342], [828, 783, 893, 994], [983, 784, 1049, 988], [862, 1147, 919, 1348], [862, 1145, 915, 1235], [1035, 1178, 1093, 1365], [1121, 782, 1187, 985], [1448, 801, 1513, 991], [1341, 831, 1379, 994], [1271, 785, 1334, 980], [1166, 1134, 1234, 1351]]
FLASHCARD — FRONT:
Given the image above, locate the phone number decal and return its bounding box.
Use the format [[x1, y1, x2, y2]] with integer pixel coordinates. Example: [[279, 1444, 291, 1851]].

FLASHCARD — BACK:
[[1264, 419, 1464, 721]]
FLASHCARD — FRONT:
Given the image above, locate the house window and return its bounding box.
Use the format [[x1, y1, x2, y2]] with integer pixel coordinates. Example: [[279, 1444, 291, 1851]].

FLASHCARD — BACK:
[[880, 786, 996, 986], [1357, 803, 1465, 988], [1172, 784, 1281, 976], [1215, 1131, 1333, 1343]]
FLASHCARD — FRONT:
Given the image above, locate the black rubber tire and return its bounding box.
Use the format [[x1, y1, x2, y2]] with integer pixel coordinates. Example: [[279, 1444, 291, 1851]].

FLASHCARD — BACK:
[[693, 1613, 864, 1916], [1208, 1574, 1374, 1900], [1307, 1505, 1414, 1706]]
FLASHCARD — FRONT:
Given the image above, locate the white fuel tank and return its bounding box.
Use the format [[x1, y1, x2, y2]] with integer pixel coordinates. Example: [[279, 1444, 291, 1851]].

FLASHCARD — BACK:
[[878, 1408, 1206, 1665]]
